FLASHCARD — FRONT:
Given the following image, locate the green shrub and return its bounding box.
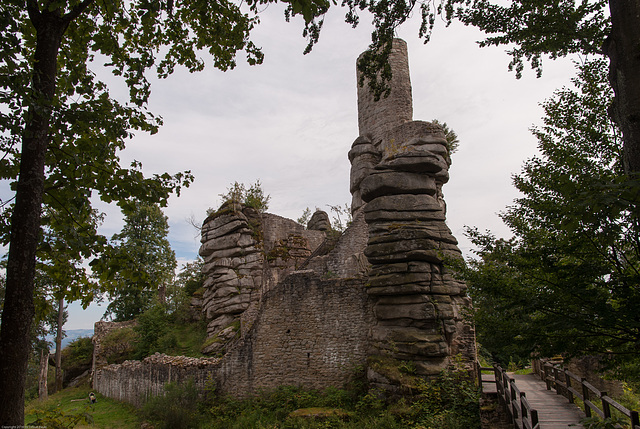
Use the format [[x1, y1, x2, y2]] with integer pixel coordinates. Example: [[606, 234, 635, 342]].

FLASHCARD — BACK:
[[143, 380, 201, 429], [408, 359, 481, 429], [101, 327, 138, 364], [61, 337, 94, 382], [134, 304, 169, 359], [28, 406, 93, 429], [218, 180, 270, 213]]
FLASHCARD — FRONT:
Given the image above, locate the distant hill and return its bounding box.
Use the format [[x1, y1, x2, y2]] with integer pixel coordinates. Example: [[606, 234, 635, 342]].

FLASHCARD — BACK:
[[45, 328, 94, 350]]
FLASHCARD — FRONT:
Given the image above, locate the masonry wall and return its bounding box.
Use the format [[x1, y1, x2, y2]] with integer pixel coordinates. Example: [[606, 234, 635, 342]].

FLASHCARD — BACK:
[[217, 270, 374, 397], [94, 354, 220, 407]]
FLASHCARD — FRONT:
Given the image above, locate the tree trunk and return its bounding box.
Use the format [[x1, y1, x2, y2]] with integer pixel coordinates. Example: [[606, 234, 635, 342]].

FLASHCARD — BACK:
[[606, 0, 640, 175], [38, 349, 49, 401], [54, 297, 64, 392], [0, 8, 67, 425], [158, 284, 166, 305]]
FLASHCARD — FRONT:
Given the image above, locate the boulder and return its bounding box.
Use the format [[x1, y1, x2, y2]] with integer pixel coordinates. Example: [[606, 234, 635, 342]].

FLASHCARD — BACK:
[[307, 210, 332, 231], [360, 170, 437, 202]]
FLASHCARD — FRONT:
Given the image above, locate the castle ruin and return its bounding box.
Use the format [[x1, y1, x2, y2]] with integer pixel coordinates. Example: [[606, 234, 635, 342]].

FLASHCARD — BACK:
[[93, 39, 476, 403]]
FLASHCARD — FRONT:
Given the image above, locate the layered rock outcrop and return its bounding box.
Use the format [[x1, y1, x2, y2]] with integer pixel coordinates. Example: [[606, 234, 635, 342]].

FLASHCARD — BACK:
[[351, 39, 476, 379], [199, 202, 325, 353], [95, 39, 476, 406]]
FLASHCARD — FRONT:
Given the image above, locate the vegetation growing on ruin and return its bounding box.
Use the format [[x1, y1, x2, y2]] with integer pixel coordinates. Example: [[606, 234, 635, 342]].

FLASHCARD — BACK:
[[212, 180, 271, 214], [140, 362, 480, 429], [100, 307, 208, 363]]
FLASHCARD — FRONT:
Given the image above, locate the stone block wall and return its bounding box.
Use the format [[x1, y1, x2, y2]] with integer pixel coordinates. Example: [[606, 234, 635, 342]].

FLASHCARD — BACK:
[[93, 38, 477, 406], [302, 211, 370, 279], [92, 320, 137, 382], [94, 354, 221, 407], [217, 270, 374, 397]]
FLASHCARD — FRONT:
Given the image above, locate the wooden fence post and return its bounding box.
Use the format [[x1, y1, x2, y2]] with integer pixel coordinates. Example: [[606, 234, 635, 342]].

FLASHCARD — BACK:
[[601, 391, 611, 419], [544, 365, 552, 391], [520, 391, 527, 427], [510, 379, 518, 423], [564, 369, 574, 403], [582, 378, 592, 418], [630, 410, 639, 428], [531, 409, 539, 428], [554, 366, 561, 395]]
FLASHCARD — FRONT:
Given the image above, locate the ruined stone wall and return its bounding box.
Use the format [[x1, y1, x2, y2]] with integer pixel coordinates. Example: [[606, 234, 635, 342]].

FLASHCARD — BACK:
[[93, 39, 477, 406], [357, 38, 413, 146], [217, 271, 374, 397], [565, 356, 625, 398], [94, 354, 220, 407], [261, 212, 326, 288], [199, 203, 325, 353], [302, 212, 370, 279], [91, 320, 137, 383]]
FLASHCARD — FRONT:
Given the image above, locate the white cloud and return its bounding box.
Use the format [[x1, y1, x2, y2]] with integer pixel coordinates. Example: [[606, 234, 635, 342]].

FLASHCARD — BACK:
[[9, 7, 581, 330]]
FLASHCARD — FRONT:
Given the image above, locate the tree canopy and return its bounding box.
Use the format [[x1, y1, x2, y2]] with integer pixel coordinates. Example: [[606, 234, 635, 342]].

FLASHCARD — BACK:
[[1, 0, 639, 423], [94, 202, 177, 321], [460, 59, 640, 379]]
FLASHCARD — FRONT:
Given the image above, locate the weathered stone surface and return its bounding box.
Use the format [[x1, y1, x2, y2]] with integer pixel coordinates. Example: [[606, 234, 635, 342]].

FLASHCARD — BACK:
[[371, 326, 442, 343], [365, 194, 441, 213], [367, 272, 430, 288], [207, 314, 236, 337], [365, 241, 445, 264], [364, 208, 445, 223], [382, 151, 447, 174], [350, 38, 476, 382], [199, 232, 255, 256], [307, 210, 331, 231], [360, 170, 437, 202], [201, 219, 249, 243], [374, 302, 437, 320], [367, 284, 431, 296], [375, 294, 432, 305]]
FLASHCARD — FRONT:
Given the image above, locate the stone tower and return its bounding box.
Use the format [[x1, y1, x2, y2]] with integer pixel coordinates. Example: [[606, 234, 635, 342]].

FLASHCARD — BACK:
[[350, 39, 476, 381]]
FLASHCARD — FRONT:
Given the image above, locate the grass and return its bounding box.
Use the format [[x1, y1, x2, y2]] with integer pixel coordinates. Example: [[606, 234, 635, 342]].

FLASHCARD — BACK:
[[25, 384, 141, 429], [162, 362, 481, 429], [157, 319, 208, 357], [551, 381, 640, 429], [24, 360, 481, 429]]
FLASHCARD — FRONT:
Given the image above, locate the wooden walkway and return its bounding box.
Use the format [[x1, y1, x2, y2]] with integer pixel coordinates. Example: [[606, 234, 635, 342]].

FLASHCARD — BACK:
[[512, 373, 585, 429], [479, 361, 640, 429]]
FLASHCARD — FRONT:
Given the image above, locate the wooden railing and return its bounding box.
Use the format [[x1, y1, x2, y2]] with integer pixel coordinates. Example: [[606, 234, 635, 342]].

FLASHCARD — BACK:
[[534, 360, 640, 429], [476, 361, 540, 429]]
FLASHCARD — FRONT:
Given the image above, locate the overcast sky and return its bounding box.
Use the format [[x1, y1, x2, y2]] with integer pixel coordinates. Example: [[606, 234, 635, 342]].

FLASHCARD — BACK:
[[28, 6, 580, 329]]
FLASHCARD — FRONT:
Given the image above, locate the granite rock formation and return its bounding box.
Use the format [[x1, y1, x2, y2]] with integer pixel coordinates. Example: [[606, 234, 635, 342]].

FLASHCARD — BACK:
[[351, 39, 476, 379], [94, 39, 476, 405], [199, 201, 326, 353]]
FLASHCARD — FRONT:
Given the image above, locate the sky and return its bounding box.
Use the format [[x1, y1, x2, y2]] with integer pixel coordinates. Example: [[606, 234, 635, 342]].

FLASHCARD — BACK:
[[8, 5, 581, 330]]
